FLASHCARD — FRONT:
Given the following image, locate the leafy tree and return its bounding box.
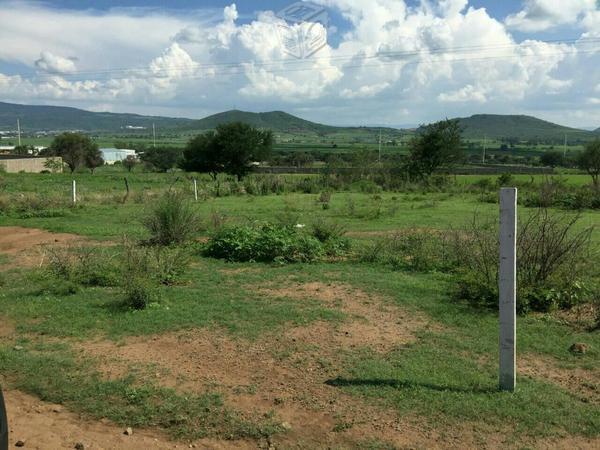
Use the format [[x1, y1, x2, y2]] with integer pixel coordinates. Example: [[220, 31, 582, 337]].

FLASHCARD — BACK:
[[45, 132, 100, 173], [578, 138, 600, 187], [85, 147, 104, 174], [215, 122, 273, 180], [140, 147, 182, 172], [408, 119, 463, 179], [122, 155, 137, 172], [540, 151, 565, 168], [180, 122, 273, 180], [180, 131, 221, 180]]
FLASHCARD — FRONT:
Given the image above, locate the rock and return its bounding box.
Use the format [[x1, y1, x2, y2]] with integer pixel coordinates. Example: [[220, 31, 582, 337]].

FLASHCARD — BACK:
[[124, 427, 133, 436], [570, 343, 588, 354], [13, 345, 23, 351], [52, 406, 63, 413], [15, 441, 25, 447], [74, 443, 85, 450], [280, 421, 292, 431]]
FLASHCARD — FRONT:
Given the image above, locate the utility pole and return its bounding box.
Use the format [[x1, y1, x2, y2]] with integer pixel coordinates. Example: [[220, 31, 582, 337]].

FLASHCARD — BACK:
[[563, 134, 567, 158], [152, 123, 156, 148], [17, 119, 21, 146], [482, 135, 487, 164], [378, 129, 382, 164]]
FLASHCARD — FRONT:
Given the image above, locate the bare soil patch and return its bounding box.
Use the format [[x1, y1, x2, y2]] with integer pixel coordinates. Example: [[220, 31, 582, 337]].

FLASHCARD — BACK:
[[0, 226, 89, 268], [3, 389, 256, 450], [259, 281, 439, 353], [520, 354, 600, 404], [74, 282, 450, 448]]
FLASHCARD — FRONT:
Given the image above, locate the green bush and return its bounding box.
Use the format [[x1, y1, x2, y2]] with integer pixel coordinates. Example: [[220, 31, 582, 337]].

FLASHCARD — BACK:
[[123, 277, 159, 310], [453, 209, 596, 314], [310, 218, 351, 256], [357, 230, 459, 272], [204, 223, 324, 263], [44, 246, 120, 287], [143, 191, 200, 245]]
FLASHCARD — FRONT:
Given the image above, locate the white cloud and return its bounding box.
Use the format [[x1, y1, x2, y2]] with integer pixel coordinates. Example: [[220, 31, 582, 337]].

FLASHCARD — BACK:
[[505, 0, 597, 32], [34, 51, 77, 74], [0, 1, 598, 128], [340, 82, 390, 99], [438, 84, 487, 103]]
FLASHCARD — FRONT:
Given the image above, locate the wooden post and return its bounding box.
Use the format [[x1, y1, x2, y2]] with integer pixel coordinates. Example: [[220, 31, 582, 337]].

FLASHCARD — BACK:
[[193, 178, 198, 201], [72, 180, 77, 205], [499, 188, 517, 392]]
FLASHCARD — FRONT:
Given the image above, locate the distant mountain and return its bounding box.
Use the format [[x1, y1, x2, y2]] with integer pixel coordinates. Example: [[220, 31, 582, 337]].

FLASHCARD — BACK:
[[456, 114, 593, 141], [193, 110, 339, 134], [0, 101, 194, 132], [0, 102, 595, 142]]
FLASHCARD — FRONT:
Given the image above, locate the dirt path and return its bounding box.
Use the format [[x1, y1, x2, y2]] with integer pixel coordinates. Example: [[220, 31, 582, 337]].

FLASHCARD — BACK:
[[4, 389, 256, 450], [0, 226, 90, 268]]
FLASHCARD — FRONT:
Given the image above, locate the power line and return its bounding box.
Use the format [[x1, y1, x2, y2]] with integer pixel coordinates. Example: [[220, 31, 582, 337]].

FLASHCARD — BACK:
[[12, 37, 600, 83]]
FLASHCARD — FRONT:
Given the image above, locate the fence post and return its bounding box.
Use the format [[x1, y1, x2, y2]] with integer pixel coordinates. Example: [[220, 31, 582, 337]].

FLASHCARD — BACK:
[[499, 187, 517, 392], [72, 180, 77, 205], [193, 178, 198, 201]]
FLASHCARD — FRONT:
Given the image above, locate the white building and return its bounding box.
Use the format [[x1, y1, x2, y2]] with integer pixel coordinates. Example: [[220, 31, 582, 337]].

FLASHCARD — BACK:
[[100, 148, 137, 165]]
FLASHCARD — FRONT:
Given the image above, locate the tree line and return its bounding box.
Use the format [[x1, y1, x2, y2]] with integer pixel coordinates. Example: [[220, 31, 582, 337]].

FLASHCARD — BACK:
[[40, 120, 600, 186]]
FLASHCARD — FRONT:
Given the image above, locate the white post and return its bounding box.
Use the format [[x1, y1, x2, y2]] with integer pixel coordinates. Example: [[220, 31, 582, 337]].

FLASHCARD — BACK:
[[193, 178, 198, 201], [72, 180, 77, 205], [499, 187, 517, 392]]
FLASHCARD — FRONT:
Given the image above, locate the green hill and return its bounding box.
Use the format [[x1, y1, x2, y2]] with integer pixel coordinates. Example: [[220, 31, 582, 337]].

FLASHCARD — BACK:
[[0, 101, 194, 132], [457, 114, 593, 141], [193, 110, 338, 134]]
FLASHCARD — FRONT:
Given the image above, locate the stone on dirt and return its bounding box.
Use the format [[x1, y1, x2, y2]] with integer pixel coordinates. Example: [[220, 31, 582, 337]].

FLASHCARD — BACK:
[[124, 427, 133, 436]]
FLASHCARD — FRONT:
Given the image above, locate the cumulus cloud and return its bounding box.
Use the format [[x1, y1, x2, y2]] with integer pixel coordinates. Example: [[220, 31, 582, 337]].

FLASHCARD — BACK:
[[438, 84, 487, 103], [505, 0, 597, 32], [34, 51, 77, 74], [0, 1, 598, 127]]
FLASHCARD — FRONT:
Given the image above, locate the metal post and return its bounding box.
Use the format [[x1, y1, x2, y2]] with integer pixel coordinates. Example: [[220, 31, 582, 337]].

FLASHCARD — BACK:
[[499, 187, 517, 392], [72, 180, 77, 205], [193, 178, 198, 201]]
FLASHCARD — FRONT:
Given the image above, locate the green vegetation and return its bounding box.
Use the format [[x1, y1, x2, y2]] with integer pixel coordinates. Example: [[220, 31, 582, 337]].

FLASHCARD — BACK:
[[0, 168, 599, 447], [43, 132, 103, 173], [181, 122, 274, 180]]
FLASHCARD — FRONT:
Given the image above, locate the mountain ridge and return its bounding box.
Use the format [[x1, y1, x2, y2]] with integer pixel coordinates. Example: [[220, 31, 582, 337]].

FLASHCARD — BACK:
[[0, 101, 595, 141]]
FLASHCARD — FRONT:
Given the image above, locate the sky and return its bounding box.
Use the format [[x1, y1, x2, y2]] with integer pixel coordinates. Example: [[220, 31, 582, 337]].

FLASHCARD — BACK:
[[0, 0, 598, 128]]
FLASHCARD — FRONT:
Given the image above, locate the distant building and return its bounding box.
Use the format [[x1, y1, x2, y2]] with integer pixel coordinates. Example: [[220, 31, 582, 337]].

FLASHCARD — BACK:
[[0, 155, 62, 173], [100, 148, 137, 165]]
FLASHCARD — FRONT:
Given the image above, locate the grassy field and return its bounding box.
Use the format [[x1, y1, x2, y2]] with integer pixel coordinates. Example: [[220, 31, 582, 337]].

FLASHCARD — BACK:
[[0, 168, 598, 448]]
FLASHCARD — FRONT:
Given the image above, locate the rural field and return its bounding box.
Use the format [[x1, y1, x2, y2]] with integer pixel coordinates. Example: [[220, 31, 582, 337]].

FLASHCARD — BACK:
[[0, 168, 598, 449]]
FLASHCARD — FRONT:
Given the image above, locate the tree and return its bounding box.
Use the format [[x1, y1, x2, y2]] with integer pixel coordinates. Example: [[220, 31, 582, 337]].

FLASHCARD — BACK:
[[540, 151, 565, 168], [408, 119, 463, 179], [180, 132, 221, 180], [577, 138, 600, 187], [215, 122, 273, 180], [140, 147, 182, 172], [180, 122, 273, 181], [122, 155, 137, 172], [45, 132, 100, 173], [85, 147, 104, 174]]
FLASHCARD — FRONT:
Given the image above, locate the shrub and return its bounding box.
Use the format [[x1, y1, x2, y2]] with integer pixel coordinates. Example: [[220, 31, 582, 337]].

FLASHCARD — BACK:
[[143, 191, 200, 245], [310, 218, 351, 256], [357, 229, 459, 272], [453, 209, 596, 313], [44, 245, 120, 287], [123, 277, 159, 310], [204, 223, 323, 263]]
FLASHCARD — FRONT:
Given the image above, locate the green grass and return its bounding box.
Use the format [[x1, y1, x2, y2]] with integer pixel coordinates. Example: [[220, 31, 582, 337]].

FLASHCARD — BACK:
[[1, 170, 599, 445], [0, 343, 280, 440]]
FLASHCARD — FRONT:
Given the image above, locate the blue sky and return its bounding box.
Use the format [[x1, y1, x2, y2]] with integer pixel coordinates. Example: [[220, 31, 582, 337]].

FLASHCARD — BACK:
[[0, 0, 598, 127]]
